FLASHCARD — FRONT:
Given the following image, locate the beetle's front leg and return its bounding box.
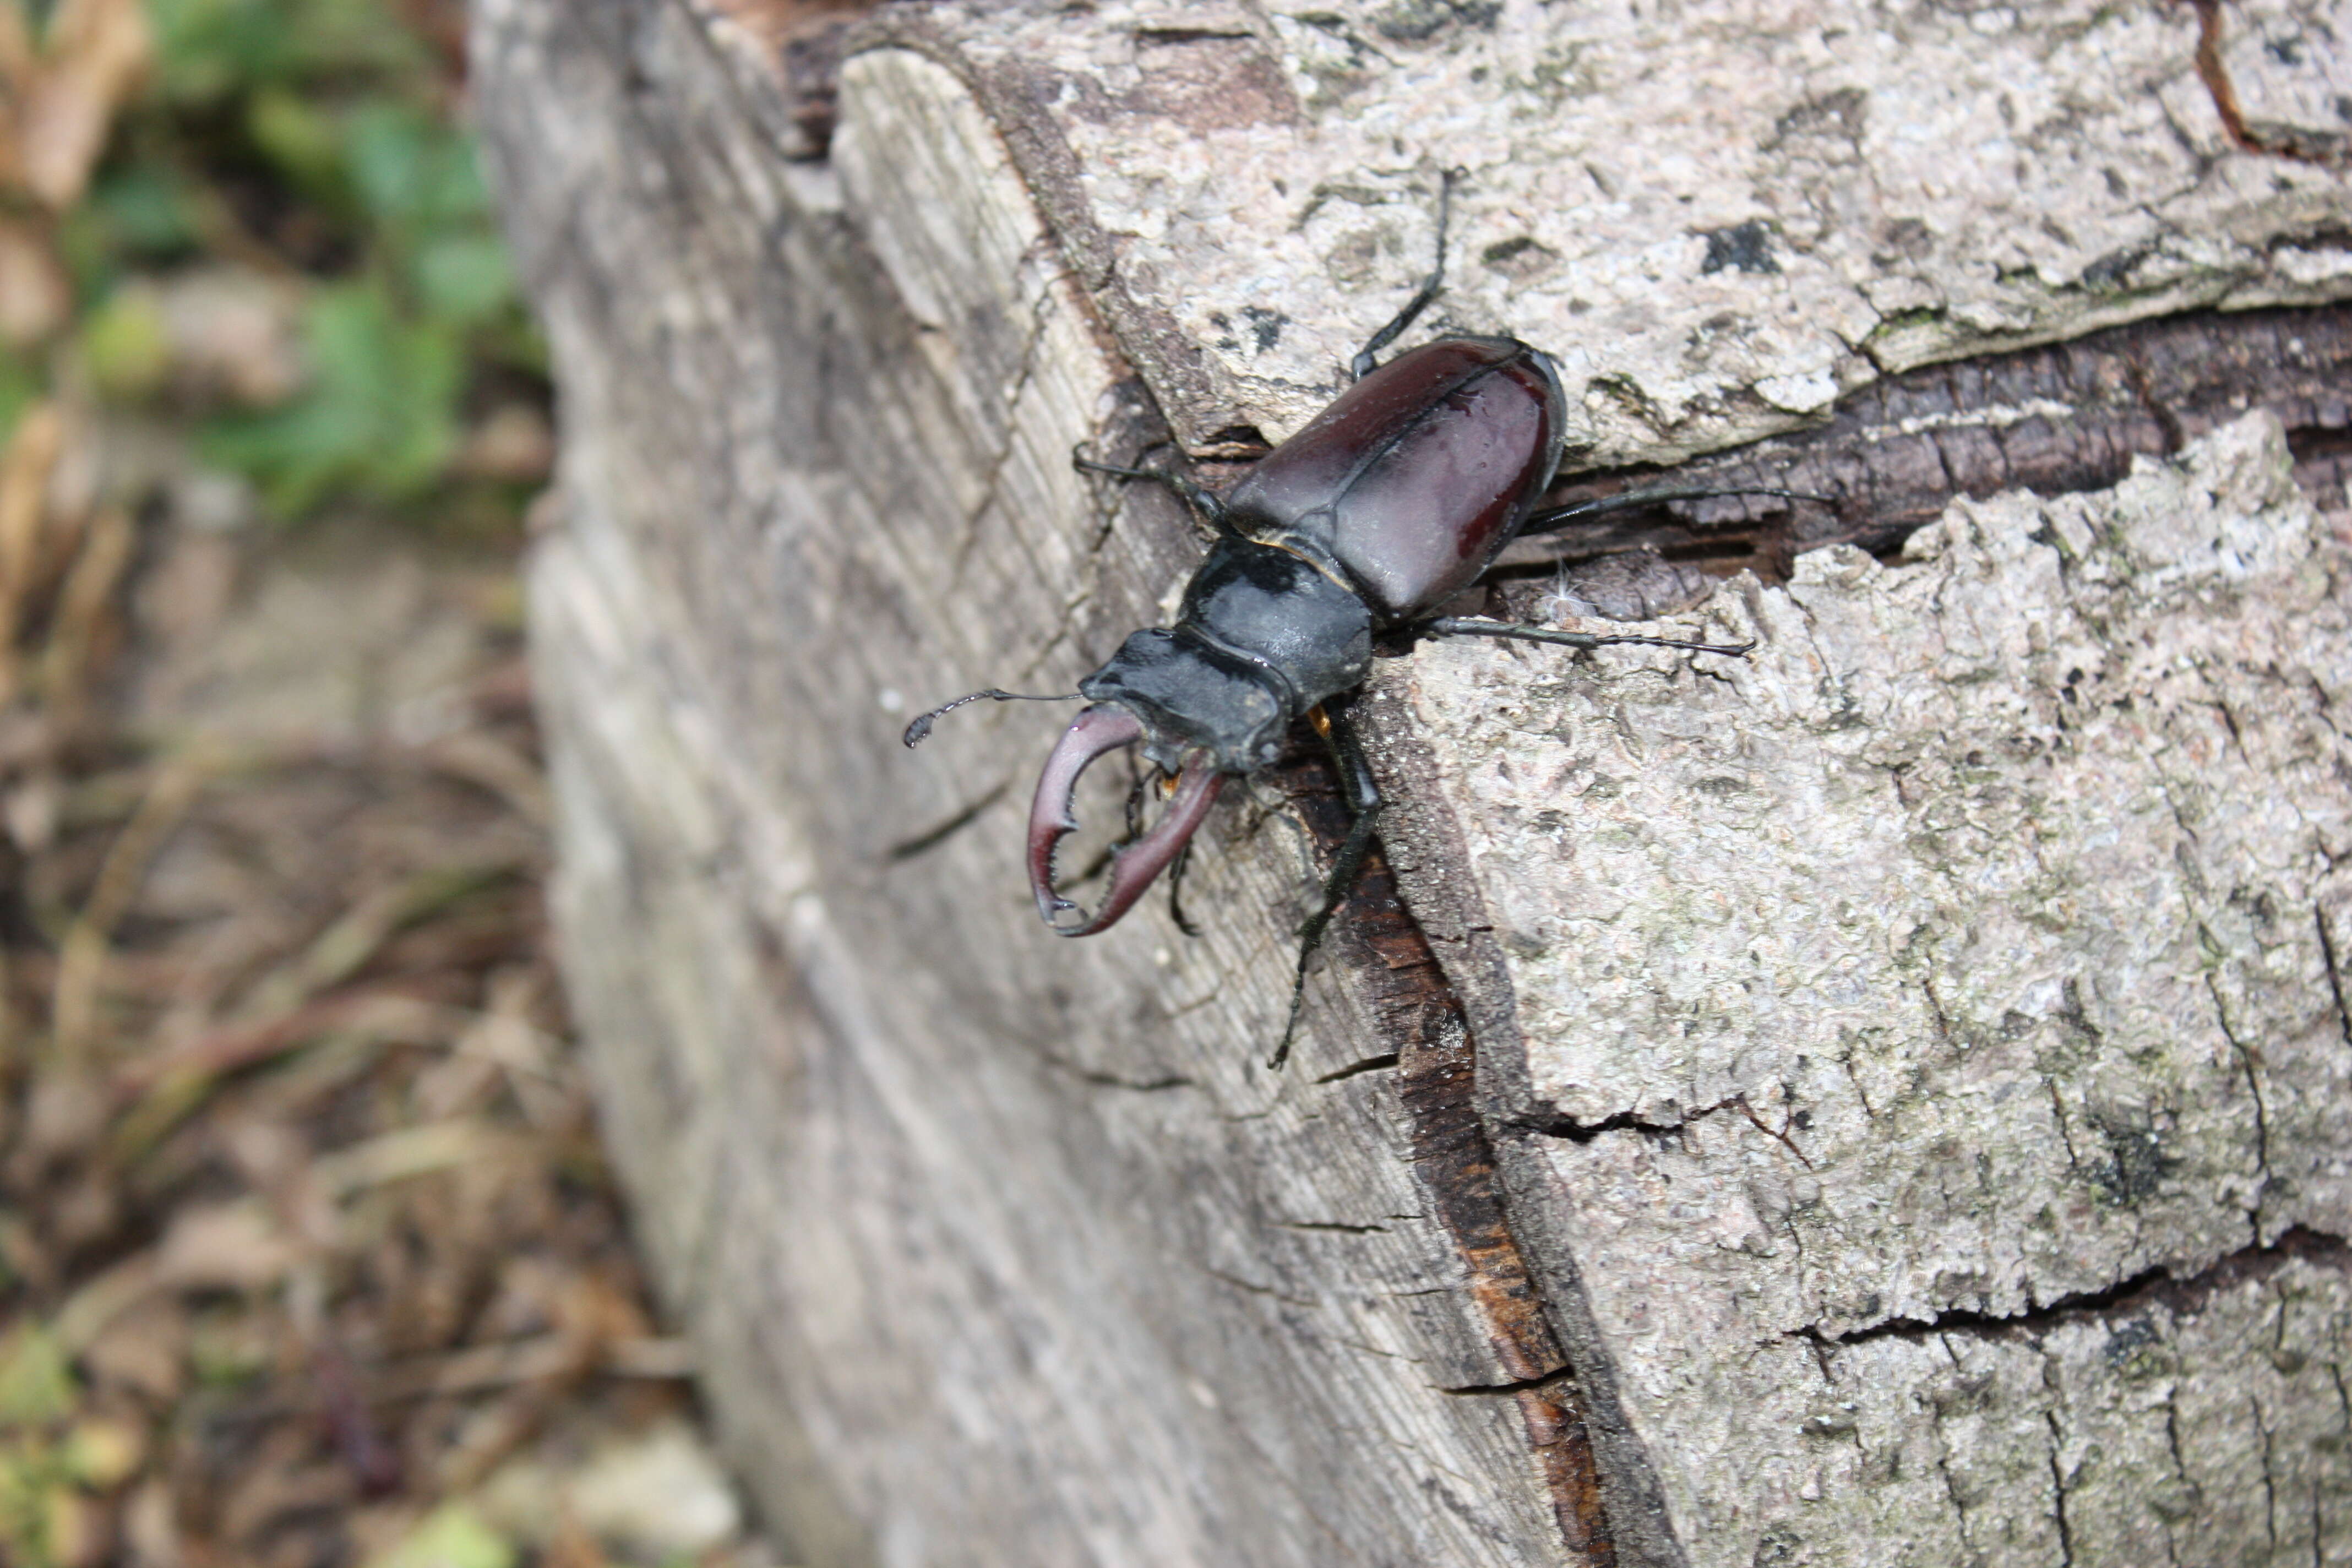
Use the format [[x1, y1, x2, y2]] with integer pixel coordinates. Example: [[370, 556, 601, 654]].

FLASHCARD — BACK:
[[1072, 447, 1234, 537], [1273, 699, 1383, 1070], [1165, 839, 1204, 938]]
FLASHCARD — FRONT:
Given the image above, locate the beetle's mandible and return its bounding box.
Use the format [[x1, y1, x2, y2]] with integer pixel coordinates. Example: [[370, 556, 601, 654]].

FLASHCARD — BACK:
[[908, 171, 1795, 1068]]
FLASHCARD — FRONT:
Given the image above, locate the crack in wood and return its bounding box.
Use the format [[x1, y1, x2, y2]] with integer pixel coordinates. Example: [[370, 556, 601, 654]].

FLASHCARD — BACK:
[[1275, 732, 1617, 1563], [883, 777, 1010, 861], [1734, 1095, 1816, 1172], [1521, 1107, 1689, 1142], [2045, 1077, 2083, 1171], [1202, 1265, 1316, 1309], [2317, 903, 2352, 1060], [1020, 1041, 1200, 1095], [1932, 1443, 1976, 1555], [1439, 1368, 1579, 1398], [2045, 1409, 2078, 1568], [690, 0, 880, 160], [2204, 965, 2273, 1226], [1311, 1051, 1401, 1084], [2187, 0, 2351, 169], [1493, 304, 2352, 588], [1519, 1092, 1763, 1144], [2254, 1391, 2282, 1555], [1792, 1225, 2350, 1348], [1133, 26, 1260, 45]]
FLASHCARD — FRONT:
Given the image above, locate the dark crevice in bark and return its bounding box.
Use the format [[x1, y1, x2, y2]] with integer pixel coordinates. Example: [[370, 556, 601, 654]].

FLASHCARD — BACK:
[[2254, 1393, 2282, 1555], [2187, 0, 2352, 168], [1735, 1096, 1815, 1171], [1027, 1045, 1199, 1095], [1794, 1226, 2350, 1348], [1202, 1266, 1317, 1309], [1520, 1108, 1687, 1142], [883, 777, 1009, 861], [1133, 25, 1260, 43], [1441, 1368, 1577, 1398], [2046, 1411, 2077, 1568], [1518, 1093, 1750, 1143], [1069, 1069, 1198, 1092], [1277, 733, 1615, 1564], [2316, 905, 2352, 1060], [1488, 302, 2352, 597], [691, 0, 878, 160], [1313, 1052, 1402, 1084], [2291, 422, 2352, 471], [2205, 971, 2274, 1223]]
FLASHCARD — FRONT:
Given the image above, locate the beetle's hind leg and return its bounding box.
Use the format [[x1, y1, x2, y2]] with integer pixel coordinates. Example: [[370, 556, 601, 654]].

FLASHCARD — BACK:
[[1349, 166, 1467, 381], [1272, 700, 1383, 1070], [1515, 483, 1833, 537], [1415, 615, 1756, 660]]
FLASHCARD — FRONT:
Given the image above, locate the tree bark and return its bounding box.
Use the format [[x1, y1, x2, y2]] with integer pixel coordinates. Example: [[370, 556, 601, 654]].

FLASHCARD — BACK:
[[472, 1, 2352, 1563]]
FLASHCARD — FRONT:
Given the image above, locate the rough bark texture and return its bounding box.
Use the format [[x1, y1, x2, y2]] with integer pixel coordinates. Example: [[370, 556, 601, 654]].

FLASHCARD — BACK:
[[1495, 302, 2352, 578], [848, 0, 2352, 464], [1376, 411, 2352, 1564], [473, 0, 2352, 1563]]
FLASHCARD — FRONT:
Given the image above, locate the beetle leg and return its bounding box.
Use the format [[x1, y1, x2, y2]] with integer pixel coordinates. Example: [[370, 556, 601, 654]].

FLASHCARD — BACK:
[[1517, 483, 1834, 537], [1166, 839, 1205, 938], [1073, 447, 1233, 536], [1272, 699, 1384, 1070], [1348, 167, 1467, 380], [1121, 760, 1158, 845], [1415, 615, 1756, 660], [1028, 704, 1226, 935]]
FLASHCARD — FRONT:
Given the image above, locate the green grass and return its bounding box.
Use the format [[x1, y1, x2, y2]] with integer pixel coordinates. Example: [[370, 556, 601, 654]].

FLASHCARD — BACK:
[[18, 0, 547, 534]]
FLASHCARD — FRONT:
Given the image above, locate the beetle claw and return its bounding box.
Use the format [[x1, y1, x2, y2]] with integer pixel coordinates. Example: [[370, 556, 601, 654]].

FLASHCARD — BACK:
[[1028, 705, 1223, 936]]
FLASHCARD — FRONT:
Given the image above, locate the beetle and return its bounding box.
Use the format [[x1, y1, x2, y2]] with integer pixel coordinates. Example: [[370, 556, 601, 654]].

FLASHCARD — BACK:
[[908, 172, 1798, 1066]]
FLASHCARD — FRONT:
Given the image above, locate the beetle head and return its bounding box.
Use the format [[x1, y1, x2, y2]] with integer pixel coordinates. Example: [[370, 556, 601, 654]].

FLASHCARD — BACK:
[[1080, 627, 1292, 774]]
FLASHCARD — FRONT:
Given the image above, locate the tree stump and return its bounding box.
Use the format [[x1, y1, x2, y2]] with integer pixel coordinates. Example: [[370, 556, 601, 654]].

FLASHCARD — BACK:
[[472, 1, 2352, 1562]]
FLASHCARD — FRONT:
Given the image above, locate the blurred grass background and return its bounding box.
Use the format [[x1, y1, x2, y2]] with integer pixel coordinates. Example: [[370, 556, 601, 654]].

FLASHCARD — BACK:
[[4, 0, 548, 530], [0, 2, 776, 1565]]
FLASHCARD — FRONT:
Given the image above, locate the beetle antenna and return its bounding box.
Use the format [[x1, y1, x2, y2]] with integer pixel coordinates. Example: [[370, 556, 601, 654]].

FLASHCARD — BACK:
[[1520, 484, 1834, 536], [902, 689, 1079, 748], [1349, 165, 1469, 380]]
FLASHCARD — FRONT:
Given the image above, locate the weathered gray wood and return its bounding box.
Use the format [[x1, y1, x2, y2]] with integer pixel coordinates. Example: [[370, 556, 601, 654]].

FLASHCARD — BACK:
[[477, 4, 1583, 1565], [475, 0, 2352, 1562]]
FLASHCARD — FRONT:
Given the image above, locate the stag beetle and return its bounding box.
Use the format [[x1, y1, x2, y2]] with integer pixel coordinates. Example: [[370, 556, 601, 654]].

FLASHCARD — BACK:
[[909, 172, 1799, 1067]]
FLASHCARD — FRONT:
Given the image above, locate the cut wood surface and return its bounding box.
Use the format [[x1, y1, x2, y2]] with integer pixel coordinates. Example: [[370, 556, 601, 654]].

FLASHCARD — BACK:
[[473, 0, 2352, 1563]]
